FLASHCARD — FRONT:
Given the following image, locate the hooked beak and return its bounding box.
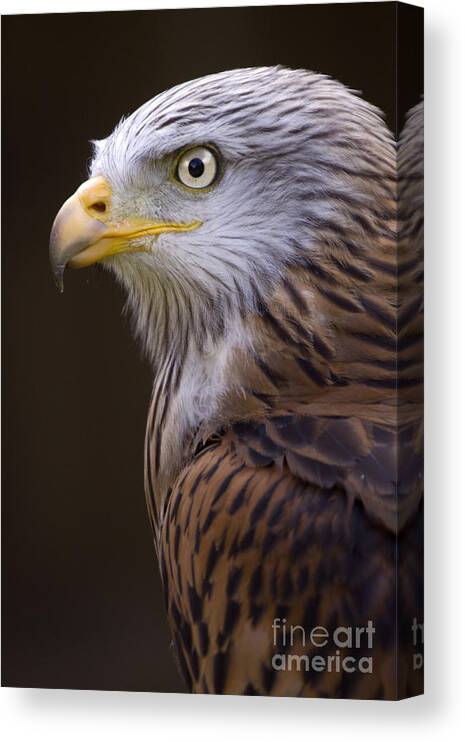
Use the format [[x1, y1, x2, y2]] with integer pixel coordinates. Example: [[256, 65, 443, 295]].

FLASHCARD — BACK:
[[49, 176, 201, 291]]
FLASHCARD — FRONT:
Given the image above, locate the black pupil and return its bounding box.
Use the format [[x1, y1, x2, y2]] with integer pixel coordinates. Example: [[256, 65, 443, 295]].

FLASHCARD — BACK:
[[188, 157, 205, 178]]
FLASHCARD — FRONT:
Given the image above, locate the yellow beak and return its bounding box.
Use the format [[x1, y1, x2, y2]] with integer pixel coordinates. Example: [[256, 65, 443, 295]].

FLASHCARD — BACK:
[[49, 176, 201, 291]]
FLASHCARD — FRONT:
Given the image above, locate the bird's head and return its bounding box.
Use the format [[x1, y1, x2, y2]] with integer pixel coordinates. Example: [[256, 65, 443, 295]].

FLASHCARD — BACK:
[[50, 66, 394, 367]]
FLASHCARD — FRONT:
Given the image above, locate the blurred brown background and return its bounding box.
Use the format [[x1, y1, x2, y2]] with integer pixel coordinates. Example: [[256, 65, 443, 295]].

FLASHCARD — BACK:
[[2, 3, 422, 691]]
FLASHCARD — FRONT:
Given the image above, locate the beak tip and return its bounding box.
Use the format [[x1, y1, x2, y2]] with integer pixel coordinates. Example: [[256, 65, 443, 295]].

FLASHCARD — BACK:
[[52, 264, 65, 293], [49, 225, 65, 292]]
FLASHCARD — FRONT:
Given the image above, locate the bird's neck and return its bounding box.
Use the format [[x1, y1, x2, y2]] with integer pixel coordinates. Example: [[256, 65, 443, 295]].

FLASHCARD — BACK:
[[143, 249, 421, 520]]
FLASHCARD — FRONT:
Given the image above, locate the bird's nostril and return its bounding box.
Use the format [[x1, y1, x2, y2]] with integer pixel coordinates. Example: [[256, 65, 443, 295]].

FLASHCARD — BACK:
[[91, 201, 107, 214]]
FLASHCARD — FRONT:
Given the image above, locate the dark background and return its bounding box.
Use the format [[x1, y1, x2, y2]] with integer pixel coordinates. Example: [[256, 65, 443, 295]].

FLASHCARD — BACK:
[[2, 3, 423, 691]]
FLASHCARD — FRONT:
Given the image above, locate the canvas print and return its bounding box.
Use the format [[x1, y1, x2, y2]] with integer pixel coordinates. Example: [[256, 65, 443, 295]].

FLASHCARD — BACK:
[[2, 2, 424, 699]]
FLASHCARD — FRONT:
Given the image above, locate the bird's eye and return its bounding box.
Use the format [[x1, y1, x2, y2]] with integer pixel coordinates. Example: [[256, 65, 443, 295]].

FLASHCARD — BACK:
[[176, 146, 218, 189]]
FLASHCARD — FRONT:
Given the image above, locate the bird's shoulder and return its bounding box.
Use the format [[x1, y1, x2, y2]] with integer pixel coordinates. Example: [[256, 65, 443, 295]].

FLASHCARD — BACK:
[[224, 402, 422, 534], [183, 397, 422, 538]]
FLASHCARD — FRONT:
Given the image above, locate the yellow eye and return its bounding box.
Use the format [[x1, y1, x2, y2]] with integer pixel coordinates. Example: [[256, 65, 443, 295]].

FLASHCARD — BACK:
[[176, 146, 218, 189]]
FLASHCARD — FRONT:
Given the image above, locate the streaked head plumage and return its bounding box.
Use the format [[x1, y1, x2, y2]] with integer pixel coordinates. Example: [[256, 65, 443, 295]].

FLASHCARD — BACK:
[[53, 66, 394, 364]]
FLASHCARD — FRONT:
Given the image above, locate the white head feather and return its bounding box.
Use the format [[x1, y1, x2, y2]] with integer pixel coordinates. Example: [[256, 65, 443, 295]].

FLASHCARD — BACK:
[[89, 66, 393, 369]]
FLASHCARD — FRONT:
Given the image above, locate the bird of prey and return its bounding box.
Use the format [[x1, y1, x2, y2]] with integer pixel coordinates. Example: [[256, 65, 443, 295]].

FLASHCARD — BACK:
[[49, 67, 423, 699]]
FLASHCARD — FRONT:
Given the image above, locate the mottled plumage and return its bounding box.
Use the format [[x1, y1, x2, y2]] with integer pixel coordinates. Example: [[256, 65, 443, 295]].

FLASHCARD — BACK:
[[50, 67, 423, 699]]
